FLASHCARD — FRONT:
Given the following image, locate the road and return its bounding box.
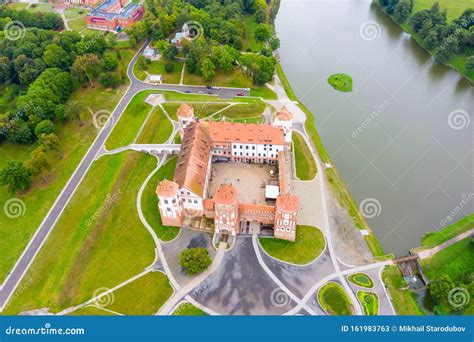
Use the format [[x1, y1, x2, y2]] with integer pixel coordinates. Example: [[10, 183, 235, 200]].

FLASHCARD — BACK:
[[0, 42, 249, 312]]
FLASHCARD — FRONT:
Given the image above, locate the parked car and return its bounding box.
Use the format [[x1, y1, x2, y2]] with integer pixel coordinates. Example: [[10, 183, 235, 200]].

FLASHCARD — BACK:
[[237, 92, 245, 96]]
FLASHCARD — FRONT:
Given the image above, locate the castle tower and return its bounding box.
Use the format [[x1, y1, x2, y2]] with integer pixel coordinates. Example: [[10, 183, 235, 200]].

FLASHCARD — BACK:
[[213, 184, 239, 236], [273, 106, 293, 144], [156, 179, 182, 227], [274, 193, 299, 241], [177, 103, 195, 137]]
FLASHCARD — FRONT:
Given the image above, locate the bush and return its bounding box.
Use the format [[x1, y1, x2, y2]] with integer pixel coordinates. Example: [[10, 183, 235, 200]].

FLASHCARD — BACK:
[[180, 247, 212, 275], [99, 73, 121, 89], [34, 120, 56, 137], [164, 62, 175, 73]]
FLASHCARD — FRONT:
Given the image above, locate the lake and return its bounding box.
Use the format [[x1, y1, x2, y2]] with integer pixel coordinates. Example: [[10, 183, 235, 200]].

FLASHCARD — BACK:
[[276, 0, 473, 255]]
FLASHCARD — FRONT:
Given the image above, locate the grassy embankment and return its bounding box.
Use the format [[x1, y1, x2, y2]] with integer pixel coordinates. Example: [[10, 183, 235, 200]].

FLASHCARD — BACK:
[[318, 282, 354, 315], [375, 0, 474, 84], [259, 225, 325, 265], [276, 63, 386, 258], [292, 132, 317, 180], [382, 265, 425, 315], [133, 59, 183, 84], [64, 7, 89, 19], [4, 152, 159, 314], [418, 213, 474, 248], [135, 106, 174, 144], [0, 47, 138, 284], [172, 302, 208, 316]]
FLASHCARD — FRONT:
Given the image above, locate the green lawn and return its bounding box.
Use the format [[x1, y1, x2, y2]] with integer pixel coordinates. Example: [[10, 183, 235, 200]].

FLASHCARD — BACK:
[[136, 106, 174, 144], [105, 91, 153, 150], [6, 2, 29, 10], [141, 157, 180, 241], [412, 0, 473, 22], [162, 102, 229, 121], [276, 63, 298, 101], [184, 68, 252, 88], [68, 305, 116, 316], [68, 17, 88, 34], [28, 3, 53, 13], [318, 282, 354, 315], [243, 15, 264, 52], [421, 214, 474, 248], [172, 302, 207, 316], [64, 7, 89, 19], [106, 272, 173, 315], [327, 74, 353, 92], [382, 265, 425, 315], [133, 59, 183, 84], [259, 225, 325, 265], [292, 132, 317, 180], [348, 273, 374, 288], [250, 86, 277, 99], [421, 237, 474, 283], [4, 152, 157, 314], [357, 291, 379, 315]]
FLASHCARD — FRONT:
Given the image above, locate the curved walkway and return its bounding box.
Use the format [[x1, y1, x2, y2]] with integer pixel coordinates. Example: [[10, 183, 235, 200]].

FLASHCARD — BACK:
[[416, 228, 473, 259]]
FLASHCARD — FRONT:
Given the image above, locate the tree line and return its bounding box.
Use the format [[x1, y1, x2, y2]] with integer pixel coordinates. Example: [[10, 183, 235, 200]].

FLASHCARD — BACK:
[[377, 1, 474, 72], [127, 0, 279, 85], [0, 9, 125, 193]]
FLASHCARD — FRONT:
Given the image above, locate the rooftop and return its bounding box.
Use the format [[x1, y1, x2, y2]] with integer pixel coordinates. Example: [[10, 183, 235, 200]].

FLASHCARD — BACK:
[[206, 121, 285, 146], [177, 103, 194, 118]]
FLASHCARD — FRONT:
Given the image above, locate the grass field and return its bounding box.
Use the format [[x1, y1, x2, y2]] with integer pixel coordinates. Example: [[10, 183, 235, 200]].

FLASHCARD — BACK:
[[184, 68, 252, 88], [412, 0, 473, 22], [105, 272, 173, 315], [135, 106, 174, 144], [382, 265, 425, 315], [421, 237, 474, 283], [357, 291, 379, 315], [162, 102, 229, 120], [243, 15, 264, 52], [318, 282, 354, 315], [172, 302, 208, 316], [4, 152, 157, 314], [105, 91, 153, 150], [259, 225, 325, 265], [6, 2, 29, 10], [420, 214, 474, 248], [348, 273, 374, 288], [0, 48, 136, 284], [292, 132, 317, 180], [68, 17, 88, 34], [133, 60, 183, 84], [68, 305, 115, 316], [64, 7, 89, 19], [141, 157, 180, 241], [28, 4, 53, 13]]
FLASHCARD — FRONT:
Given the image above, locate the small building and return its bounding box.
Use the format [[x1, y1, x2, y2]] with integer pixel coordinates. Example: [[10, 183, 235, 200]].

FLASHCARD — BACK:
[[171, 32, 184, 47], [273, 106, 293, 144], [149, 75, 162, 84], [143, 44, 160, 61], [85, 0, 144, 32]]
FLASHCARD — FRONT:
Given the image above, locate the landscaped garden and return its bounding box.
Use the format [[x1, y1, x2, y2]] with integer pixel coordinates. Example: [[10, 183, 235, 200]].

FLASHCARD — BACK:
[[348, 273, 374, 288], [172, 302, 207, 316], [317, 282, 354, 315], [141, 157, 180, 241], [357, 291, 379, 315], [180, 248, 212, 275], [259, 225, 325, 265], [292, 132, 317, 180]]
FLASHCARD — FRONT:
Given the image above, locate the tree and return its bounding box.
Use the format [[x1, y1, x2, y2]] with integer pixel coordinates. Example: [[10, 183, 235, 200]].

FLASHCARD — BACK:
[[0, 56, 12, 83], [71, 54, 102, 85], [201, 57, 215, 80], [24, 146, 50, 176], [39, 132, 59, 151], [393, 1, 412, 24], [269, 36, 280, 51], [0, 161, 32, 193], [103, 51, 119, 71], [43, 44, 71, 70], [136, 55, 147, 71], [99, 72, 121, 88], [63, 101, 84, 122], [164, 62, 175, 73], [255, 23, 270, 41], [255, 8, 266, 23], [428, 275, 454, 303], [180, 247, 212, 275], [9, 121, 34, 144], [423, 30, 439, 50], [34, 119, 56, 137]]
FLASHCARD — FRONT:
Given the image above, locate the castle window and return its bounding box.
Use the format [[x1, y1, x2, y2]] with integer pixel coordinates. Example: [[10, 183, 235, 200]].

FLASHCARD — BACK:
[[164, 199, 168, 204]]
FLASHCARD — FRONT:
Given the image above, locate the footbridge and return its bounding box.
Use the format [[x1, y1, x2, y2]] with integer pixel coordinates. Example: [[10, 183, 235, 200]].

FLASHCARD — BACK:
[[105, 144, 181, 156]]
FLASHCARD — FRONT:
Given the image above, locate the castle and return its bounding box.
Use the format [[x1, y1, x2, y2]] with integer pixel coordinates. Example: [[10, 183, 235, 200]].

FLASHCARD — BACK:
[[156, 105, 299, 241]]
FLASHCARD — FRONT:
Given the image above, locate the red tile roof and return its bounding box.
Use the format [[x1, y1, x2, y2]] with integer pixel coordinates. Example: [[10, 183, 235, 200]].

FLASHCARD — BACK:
[[156, 179, 179, 197], [275, 106, 293, 121], [177, 103, 194, 118], [207, 122, 285, 146], [276, 193, 299, 212], [213, 184, 238, 205]]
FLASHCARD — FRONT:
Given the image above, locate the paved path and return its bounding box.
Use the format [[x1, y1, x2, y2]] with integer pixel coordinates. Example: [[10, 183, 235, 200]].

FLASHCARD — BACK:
[[0, 40, 250, 312], [416, 228, 473, 260]]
